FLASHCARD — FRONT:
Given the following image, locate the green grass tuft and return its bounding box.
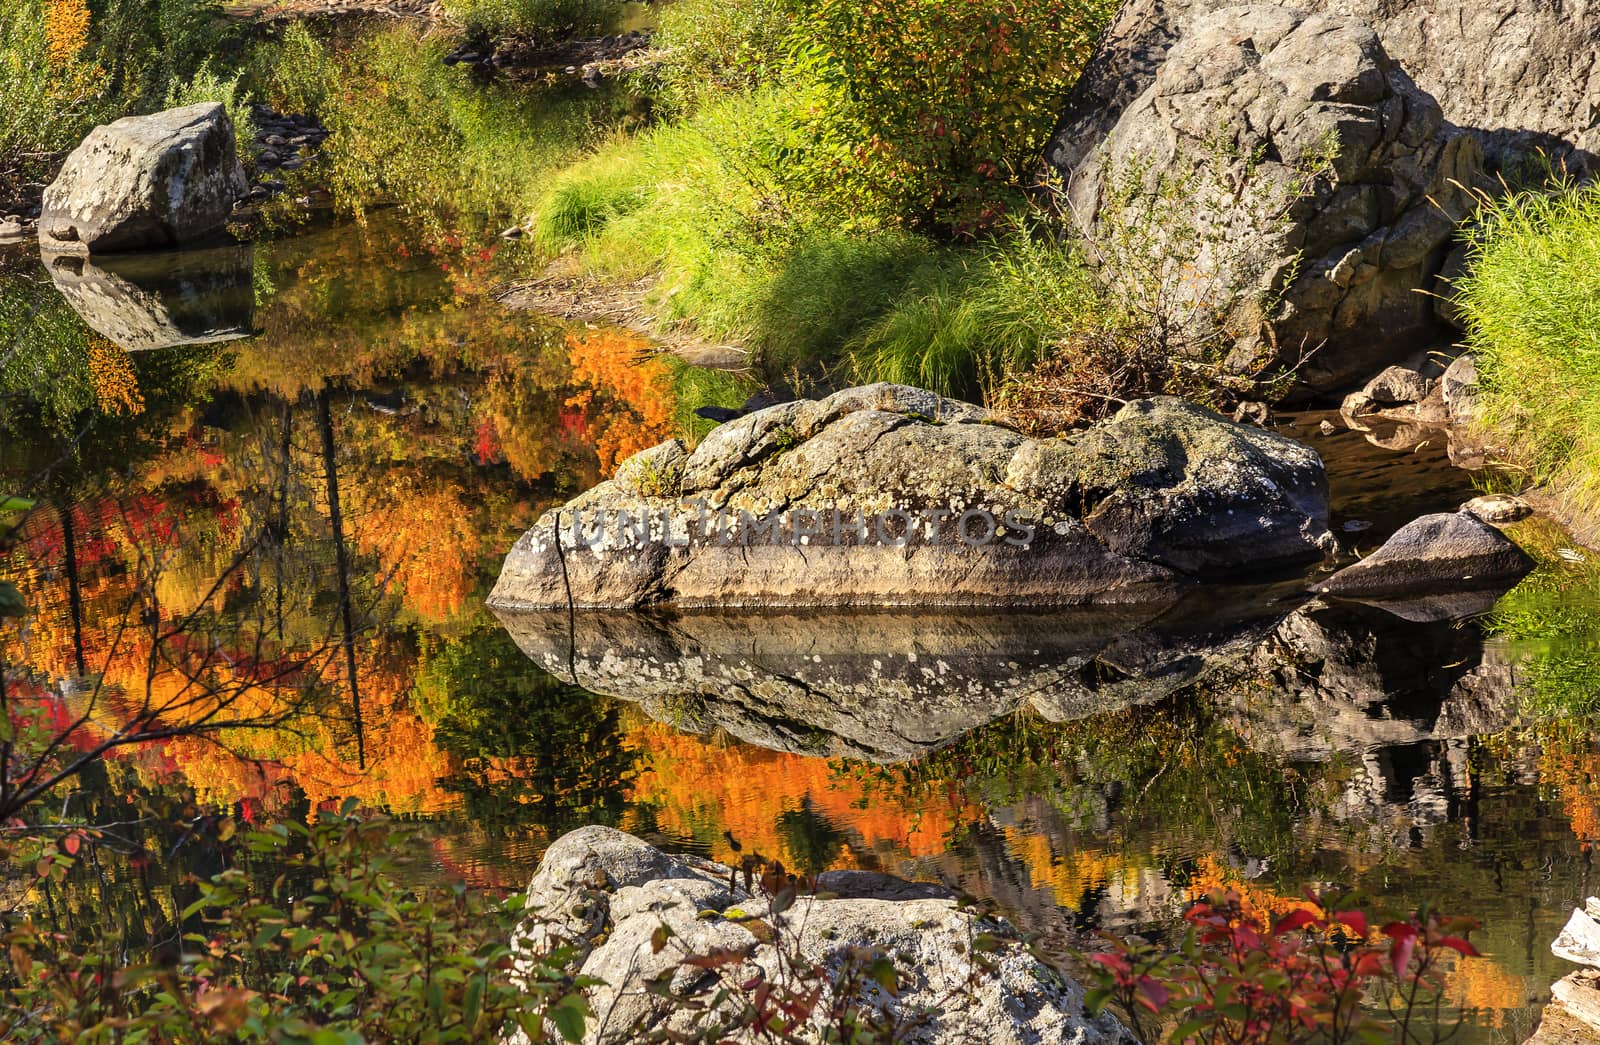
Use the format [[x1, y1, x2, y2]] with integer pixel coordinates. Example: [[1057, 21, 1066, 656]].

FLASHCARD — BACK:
[[1454, 179, 1600, 510]]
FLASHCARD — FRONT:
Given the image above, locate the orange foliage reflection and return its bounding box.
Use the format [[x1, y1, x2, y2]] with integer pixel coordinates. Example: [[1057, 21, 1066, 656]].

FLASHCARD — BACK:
[[563, 330, 677, 475]]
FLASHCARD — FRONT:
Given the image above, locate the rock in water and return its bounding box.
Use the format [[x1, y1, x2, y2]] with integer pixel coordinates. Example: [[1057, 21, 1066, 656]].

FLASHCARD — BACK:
[[1313, 511, 1534, 601], [487, 384, 1335, 610], [1065, 7, 1482, 393], [39, 104, 248, 253], [515, 826, 1133, 1045]]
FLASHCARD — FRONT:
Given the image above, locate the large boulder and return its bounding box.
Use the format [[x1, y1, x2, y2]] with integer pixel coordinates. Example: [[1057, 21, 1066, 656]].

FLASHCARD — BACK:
[[515, 826, 1132, 1045], [486, 384, 1334, 610], [39, 104, 248, 253], [1047, 0, 1600, 178], [41, 242, 255, 350], [1065, 6, 1482, 393]]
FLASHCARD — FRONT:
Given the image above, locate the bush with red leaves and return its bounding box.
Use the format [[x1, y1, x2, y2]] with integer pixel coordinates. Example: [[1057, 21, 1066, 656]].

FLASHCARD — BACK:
[[1083, 890, 1481, 1045]]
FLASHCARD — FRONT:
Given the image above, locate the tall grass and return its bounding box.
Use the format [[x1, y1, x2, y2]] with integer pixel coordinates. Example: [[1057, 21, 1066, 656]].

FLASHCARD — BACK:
[[531, 89, 1102, 398], [1454, 180, 1600, 509]]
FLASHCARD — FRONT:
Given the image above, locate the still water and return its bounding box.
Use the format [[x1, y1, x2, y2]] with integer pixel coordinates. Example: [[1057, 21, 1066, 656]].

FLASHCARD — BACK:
[[3, 210, 1599, 1041]]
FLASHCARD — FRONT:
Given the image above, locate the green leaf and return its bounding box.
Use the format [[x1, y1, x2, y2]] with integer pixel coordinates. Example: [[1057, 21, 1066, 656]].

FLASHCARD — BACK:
[[464, 974, 485, 1030], [550, 992, 592, 1043]]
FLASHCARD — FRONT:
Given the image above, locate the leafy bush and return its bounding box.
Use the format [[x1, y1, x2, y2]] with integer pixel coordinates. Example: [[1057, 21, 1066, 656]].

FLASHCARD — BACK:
[[1084, 890, 1482, 1045], [1454, 178, 1600, 509], [0, 0, 111, 194], [442, 0, 623, 40], [255, 24, 617, 228], [649, 0, 792, 117], [163, 60, 254, 168], [0, 807, 599, 1042], [784, 0, 1117, 234]]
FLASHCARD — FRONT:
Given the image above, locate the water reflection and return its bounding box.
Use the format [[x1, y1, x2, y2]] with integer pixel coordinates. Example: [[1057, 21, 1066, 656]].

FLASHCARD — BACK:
[[494, 590, 1296, 763], [4, 211, 1600, 1041], [41, 242, 255, 350]]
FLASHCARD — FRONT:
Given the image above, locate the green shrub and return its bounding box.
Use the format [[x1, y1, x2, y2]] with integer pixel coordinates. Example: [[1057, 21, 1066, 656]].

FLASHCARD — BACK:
[[1, 808, 599, 1042], [163, 60, 254, 167], [255, 24, 617, 228], [783, 0, 1117, 234], [1454, 179, 1600, 508], [649, 0, 792, 116], [442, 0, 623, 40], [0, 0, 112, 193]]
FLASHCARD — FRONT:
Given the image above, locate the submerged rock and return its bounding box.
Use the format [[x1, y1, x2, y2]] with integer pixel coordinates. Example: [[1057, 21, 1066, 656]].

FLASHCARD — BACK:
[[488, 384, 1334, 610], [1313, 511, 1533, 602], [516, 826, 1132, 1045], [39, 104, 247, 253], [41, 243, 254, 350], [1065, 6, 1481, 393]]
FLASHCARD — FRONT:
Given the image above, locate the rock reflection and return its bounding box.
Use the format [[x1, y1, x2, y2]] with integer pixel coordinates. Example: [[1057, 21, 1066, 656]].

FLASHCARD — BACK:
[[41, 242, 254, 350], [494, 591, 1297, 763]]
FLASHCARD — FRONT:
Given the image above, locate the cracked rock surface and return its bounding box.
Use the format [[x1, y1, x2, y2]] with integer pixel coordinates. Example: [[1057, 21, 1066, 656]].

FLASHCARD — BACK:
[[1064, 6, 1483, 394], [486, 383, 1334, 610]]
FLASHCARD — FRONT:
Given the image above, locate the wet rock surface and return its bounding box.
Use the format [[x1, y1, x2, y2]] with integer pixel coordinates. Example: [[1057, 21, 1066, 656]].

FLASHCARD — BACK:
[[39, 104, 248, 253], [516, 826, 1133, 1045], [488, 384, 1334, 610], [1313, 511, 1534, 604]]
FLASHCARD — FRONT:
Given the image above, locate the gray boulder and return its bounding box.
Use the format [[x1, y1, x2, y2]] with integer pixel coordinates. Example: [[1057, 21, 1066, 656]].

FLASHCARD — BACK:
[[487, 384, 1334, 610], [515, 826, 1132, 1045], [42, 242, 254, 350], [39, 104, 248, 253], [1065, 6, 1482, 393], [1312, 510, 1533, 601], [1046, 0, 1600, 179]]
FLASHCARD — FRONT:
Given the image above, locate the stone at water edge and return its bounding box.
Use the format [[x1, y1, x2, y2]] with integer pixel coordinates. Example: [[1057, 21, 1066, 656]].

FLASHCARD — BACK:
[[1362, 366, 1434, 407], [39, 104, 248, 253], [514, 826, 1134, 1045], [487, 384, 1336, 610], [1554, 905, 1600, 969], [1461, 494, 1532, 526], [1313, 511, 1534, 600]]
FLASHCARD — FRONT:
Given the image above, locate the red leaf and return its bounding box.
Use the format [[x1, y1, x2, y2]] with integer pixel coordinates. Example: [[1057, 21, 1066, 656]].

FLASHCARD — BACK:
[[1390, 932, 1417, 975], [1137, 976, 1170, 1011], [1336, 911, 1368, 936], [1273, 910, 1317, 934], [63, 834, 81, 856], [1439, 936, 1481, 958]]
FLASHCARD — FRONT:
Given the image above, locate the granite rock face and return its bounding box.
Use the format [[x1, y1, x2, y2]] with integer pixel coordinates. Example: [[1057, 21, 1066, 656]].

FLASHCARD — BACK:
[[1064, 6, 1482, 393], [487, 384, 1334, 610], [1046, 0, 1600, 178], [515, 826, 1134, 1045], [39, 104, 248, 253]]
